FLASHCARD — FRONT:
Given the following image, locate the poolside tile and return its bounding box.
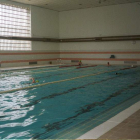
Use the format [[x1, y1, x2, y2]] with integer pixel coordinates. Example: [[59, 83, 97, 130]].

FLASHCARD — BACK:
[[99, 109, 140, 139]]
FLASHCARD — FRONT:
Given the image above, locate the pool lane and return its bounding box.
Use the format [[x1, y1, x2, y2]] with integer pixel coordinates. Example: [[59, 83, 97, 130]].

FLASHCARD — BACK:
[[0, 66, 121, 94], [0, 66, 60, 78], [0, 65, 59, 73], [0, 65, 137, 94], [33, 68, 140, 139]]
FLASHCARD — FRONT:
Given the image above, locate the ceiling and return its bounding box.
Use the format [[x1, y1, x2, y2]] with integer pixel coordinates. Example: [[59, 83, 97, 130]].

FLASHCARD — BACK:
[[10, 0, 140, 12]]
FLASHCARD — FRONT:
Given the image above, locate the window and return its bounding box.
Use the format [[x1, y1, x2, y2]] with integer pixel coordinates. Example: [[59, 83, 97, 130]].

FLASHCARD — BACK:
[[0, 3, 31, 50]]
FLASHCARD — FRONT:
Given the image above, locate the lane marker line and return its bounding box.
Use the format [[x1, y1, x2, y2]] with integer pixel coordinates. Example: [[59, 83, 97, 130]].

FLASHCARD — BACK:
[[57, 94, 140, 139], [0, 68, 119, 94], [78, 101, 140, 139]]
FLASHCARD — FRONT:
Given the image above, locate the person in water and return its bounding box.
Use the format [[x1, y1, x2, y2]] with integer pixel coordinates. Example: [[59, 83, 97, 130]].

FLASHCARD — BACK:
[[107, 62, 110, 66], [31, 78, 35, 83], [30, 78, 39, 83], [78, 60, 82, 66]]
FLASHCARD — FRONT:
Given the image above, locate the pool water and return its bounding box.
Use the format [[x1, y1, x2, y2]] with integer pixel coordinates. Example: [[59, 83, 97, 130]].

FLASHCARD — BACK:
[[0, 65, 140, 139]]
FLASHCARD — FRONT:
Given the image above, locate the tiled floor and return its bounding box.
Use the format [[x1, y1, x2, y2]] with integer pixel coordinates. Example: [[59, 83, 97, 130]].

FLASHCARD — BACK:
[[99, 109, 140, 139]]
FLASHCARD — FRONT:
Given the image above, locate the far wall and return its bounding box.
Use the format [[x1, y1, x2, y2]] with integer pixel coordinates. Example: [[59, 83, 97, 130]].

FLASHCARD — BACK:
[[59, 3, 140, 65], [1, 2, 140, 68]]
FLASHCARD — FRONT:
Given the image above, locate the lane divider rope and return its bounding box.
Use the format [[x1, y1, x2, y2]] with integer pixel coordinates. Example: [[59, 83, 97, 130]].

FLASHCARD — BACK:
[[0, 68, 119, 94]]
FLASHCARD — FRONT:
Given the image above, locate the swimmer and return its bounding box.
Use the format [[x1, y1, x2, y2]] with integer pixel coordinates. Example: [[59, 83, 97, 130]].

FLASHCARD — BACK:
[[30, 78, 39, 83], [78, 60, 82, 66], [30, 78, 35, 83], [107, 62, 110, 66]]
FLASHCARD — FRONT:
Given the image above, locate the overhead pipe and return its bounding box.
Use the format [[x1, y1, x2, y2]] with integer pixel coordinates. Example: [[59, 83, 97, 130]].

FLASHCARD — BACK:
[[0, 36, 59, 42], [0, 35, 140, 42], [60, 35, 140, 42]]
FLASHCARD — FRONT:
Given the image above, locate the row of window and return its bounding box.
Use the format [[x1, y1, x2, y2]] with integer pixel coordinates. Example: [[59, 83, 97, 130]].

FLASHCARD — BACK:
[[0, 3, 31, 50]]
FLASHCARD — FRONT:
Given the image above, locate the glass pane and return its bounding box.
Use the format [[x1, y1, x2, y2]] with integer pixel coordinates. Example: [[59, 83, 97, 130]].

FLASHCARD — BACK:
[[0, 3, 31, 51]]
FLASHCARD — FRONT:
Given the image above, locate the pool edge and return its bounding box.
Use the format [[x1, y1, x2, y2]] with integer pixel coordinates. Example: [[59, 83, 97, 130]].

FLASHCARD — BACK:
[[78, 100, 140, 139], [48, 93, 140, 139]]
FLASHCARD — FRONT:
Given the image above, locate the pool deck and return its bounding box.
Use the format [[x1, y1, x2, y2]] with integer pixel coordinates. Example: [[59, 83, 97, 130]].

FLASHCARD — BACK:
[[78, 100, 140, 139], [99, 108, 140, 139]]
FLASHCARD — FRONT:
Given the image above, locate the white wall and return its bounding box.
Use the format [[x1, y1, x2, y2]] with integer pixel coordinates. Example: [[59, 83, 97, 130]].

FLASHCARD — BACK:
[[59, 3, 140, 65], [0, 0, 59, 68], [31, 6, 59, 39], [31, 6, 59, 51]]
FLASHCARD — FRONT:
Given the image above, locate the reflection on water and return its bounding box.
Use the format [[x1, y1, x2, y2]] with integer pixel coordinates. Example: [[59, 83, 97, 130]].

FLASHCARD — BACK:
[[5, 131, 31, 139], [0, 74, 32, 91], [0, 90, 36, 138]]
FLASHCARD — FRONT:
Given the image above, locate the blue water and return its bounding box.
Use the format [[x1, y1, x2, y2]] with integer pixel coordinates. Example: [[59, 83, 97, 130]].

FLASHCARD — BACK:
[[0, 65, 140, 139]]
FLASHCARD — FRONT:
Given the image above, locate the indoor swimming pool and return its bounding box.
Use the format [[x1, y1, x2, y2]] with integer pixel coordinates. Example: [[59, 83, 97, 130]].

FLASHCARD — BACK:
[[0, 65, 140, 139]]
